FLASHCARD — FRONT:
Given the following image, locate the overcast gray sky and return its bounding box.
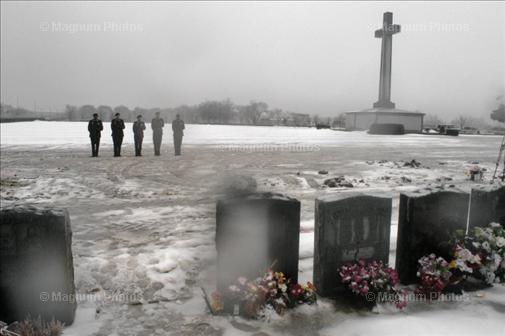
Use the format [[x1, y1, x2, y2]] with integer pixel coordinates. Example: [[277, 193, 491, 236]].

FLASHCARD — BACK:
[[1, 1, 504, 120]]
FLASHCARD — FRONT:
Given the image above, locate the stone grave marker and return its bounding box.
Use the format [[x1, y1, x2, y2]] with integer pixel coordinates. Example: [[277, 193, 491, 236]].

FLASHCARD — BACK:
[[215, 193, 300, 292], [0, 205, 76, 325], [313, 193, 392, 297], [396, 190, 469, 284], [469, 186, 505, 230]]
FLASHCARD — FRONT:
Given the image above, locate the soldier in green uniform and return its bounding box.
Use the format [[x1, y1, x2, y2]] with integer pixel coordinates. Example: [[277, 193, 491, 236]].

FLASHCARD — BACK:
[[151, 111, 164, 156], [133, 115, 146, 156], [88, 113, 103, 157], [111, 113, 125, 157], [172, 114, 185, 156]]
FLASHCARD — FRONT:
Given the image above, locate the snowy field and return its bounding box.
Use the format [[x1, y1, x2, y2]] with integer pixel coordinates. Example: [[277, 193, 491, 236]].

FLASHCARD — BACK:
[[1, 120, 502, 147], [1, 121, 504, 336]]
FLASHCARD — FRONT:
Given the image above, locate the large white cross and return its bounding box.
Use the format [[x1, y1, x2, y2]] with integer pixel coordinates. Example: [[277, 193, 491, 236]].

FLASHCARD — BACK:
[[373, 12, 401, 109]]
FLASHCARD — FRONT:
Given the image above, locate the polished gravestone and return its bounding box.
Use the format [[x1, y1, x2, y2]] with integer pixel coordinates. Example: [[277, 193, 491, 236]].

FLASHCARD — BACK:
[[215, 193, 300, 291], [396, 190, 469, 284], [469, 186, 505, 229], [0, 205, 76, 324], [314, 193, 392, 297]]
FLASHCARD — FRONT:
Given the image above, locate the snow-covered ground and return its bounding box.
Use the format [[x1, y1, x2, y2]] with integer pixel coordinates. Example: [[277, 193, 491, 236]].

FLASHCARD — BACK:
[[1, 120, 501, 147], [1, 122, 504, 336]]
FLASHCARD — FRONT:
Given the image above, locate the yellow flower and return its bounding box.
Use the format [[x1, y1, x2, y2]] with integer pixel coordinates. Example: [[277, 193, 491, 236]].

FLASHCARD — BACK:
[[449, 260, 457, 269], [211, 292, 224, 312]]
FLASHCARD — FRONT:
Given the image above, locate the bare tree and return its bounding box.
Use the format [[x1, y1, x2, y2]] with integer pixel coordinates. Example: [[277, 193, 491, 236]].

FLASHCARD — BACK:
[[197, 100, 235, 124], [114, 105, 133, 122], [240, 101, 268, 125], [332, 113, 347, 128], [65, 104, 79, 121], [457, 115, 468, 129], [97, 105, 113, 121], [77, 105, 97, 121], [491, 103, 505, 123], [424, 114, 444, 127]]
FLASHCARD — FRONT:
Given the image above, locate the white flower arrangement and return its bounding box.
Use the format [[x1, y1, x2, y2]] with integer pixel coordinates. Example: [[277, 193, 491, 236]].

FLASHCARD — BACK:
[[460, 223, 505, 285]]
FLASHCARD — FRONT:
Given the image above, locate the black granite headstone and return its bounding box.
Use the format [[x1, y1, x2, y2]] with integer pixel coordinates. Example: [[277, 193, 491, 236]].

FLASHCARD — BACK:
[[0, 206, 76, 325], [396, 190, 469, 284], [469, 186, 505, 230], [215, 193, 300, 291], [313, 193, 392, 298]]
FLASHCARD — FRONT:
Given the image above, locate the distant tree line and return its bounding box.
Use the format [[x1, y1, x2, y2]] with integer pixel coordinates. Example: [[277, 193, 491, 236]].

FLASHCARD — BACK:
[[422, 112, 504, 131], [63, 100, 312, 127], [6, 98, 504, 129], [0, 103, 33, 119], [0, 103, 66, 121], [311, 113, 347, 129], [491, 103, 505, 123]]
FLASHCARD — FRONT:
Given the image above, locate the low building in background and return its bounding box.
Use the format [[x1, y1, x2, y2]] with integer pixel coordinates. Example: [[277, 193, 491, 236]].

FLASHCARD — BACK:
[[345, 108, 425, 133]]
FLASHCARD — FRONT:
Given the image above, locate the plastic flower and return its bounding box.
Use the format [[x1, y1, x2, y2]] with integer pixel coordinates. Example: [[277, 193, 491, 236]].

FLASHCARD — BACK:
[[456, 246, 471, 260], [307, 282, 316, 292], [449, 224, 505, 285], [211, 292, 224, 312], [339, 259, 404, 309], [289, 283, 303, 299], [223, 269, 317, 318], [455, 259, 473, 273], [448, 260, 457, 269], [416, 254, 454, 298]]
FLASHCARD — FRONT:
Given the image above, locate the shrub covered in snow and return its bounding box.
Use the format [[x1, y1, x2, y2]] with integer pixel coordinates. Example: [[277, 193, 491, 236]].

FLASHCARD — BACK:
[[3, 316, 64, 336]]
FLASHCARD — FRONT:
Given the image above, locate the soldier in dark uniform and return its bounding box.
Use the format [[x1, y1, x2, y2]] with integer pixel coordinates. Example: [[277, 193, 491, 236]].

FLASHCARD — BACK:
[[172, 114, 185, 156], [133, 115, 146, 156], [151, 111, 164, 156], [111, 113, 125, 157], [88, 113, 103, 157]]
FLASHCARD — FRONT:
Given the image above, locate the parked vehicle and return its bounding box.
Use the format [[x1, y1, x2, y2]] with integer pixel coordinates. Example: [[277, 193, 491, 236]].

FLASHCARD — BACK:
[[315, 123, 331, 129], [437, 124, 460, 136], [460, 127, 480, 135]]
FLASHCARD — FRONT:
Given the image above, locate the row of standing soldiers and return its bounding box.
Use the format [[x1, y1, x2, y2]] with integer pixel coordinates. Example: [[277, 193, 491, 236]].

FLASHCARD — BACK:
[[88, 112, 185, 157]]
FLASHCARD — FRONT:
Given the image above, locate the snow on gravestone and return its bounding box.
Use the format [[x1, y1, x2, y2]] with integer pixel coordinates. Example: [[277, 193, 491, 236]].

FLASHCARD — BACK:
[[313, 193, 392, 298], [469, 186, 505, 230], [396, 190, 469, 284], [215, 193, 300, 292], [0, 205, 76, 325]]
